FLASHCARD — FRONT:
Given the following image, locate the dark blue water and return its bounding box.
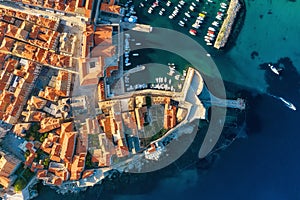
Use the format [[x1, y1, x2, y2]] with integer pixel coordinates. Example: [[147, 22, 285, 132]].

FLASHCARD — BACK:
[[35, 0, 300, 199]]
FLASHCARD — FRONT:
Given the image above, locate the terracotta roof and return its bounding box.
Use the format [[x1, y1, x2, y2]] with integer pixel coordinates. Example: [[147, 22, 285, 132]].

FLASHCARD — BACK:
[[135, 107, 147, 130], [36, 170, 47, 179], [39, 117, 61, 133], [0, 53, 6, 64], [54, 1, 65, 11], [52, 176, 63, 185], [75, 133, 88, 154], [5, 24, 18, 38], [148, 143, 157, 153], [27, 14, 38, 23], [25, 152, 35, 166], [53, 168, 69, 181], [98, 80, 106, 101], [50, 155, 61, 163], [79, 57, 105, 86], [41, 133, 60, 153], [100, 3, 121, 14], [36, 17, 57, 30], [70, 153, 86, 180], [99, 153, 111, 167], [50, 143, 61, 157], [15, 11, 28, 20], [0, 155, 21, 178], [23, 111, 46, 122], [164, 104, 177, 130], [13, 69, 26, 77], [60, 131, 76, 163], [64, 0, 76, 12], [0, 91, 14, 116], [22, 44, 37, 60], [28, 96, 47, 109], [105, 65, 118, 77], [0, 37, 15, 52], [30, 162, 44, 172], [0, 176, 11, 188], [84, 0, 93, 10], [152, 97, 170, 105], [99, 117, 112, 138], [13, 123, 31, 137], [6, 0, 92, 19], [2, 15, 15, 24], [94, 26, 113, 46], [38, 86, 58, 102], [4, 58, 17, 72], [29, 25, 39, 39], [50, 133, 60, 142], [91, 45, 115, 58], [116, 146, 129, 158], [25, 142, 35, 153], [82, 169, 93, 179], [44, 0, 54, 9], [122, 111, 137, 130], [55, 70, 71, 97], [61, 122, 73, 133]]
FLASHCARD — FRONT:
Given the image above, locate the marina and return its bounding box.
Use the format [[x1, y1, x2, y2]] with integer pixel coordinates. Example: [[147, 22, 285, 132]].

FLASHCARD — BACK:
[[129, 0, 242, 50]]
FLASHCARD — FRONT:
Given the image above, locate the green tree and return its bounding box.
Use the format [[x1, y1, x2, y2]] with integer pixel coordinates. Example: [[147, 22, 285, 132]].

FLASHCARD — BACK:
[[43, 157, 50, 167], [25, 123, 40, 140], [151, 128, 168, 141], [85, 152, 94, 169], [39, 135, 46, 142], [14, 179, 26, 192], [24, 150, 30, 158]]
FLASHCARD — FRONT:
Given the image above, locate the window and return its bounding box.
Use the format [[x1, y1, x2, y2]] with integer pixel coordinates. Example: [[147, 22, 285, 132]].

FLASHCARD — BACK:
[[89, 62, 96, 68]]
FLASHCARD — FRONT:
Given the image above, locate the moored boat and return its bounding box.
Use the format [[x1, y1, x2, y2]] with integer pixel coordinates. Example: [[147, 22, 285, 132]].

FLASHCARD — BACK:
[[189, 29, 197, 35]]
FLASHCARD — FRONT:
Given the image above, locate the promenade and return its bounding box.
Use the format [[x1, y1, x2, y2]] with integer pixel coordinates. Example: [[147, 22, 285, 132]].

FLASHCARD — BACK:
[[122, 22, 153, 33]]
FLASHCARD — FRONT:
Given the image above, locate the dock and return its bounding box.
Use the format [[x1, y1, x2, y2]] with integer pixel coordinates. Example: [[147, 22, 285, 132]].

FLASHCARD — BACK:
[[210, 95, 246, 110], [124, 65, 145, 75], [122, 22, 152, 33]]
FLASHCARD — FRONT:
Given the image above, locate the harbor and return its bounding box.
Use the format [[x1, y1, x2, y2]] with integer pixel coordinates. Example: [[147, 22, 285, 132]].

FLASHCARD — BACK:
[[121, 0, 243, 50], [28, 0, 300, 199]]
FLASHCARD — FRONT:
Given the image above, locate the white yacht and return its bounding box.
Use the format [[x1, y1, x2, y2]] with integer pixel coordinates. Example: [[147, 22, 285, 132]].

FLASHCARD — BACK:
[[279, 97, 296, 110], [269, 94, 297, 111], [268, 64, 280, 75], [184, 12, 191, 18]]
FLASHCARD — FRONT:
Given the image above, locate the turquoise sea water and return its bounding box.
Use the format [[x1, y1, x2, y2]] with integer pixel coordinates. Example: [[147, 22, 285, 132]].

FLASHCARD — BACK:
[[35, 0, 300, 199]]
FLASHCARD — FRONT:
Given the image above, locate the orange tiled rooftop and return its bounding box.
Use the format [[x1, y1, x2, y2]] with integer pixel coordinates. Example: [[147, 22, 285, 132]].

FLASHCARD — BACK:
[[0, 8, 73, 69], [0, 154, 21, 188], [100, 0, 121, 14], [39, 117, 61, 133], [60, 131, 76, 163], [9, 0, 94, 19]]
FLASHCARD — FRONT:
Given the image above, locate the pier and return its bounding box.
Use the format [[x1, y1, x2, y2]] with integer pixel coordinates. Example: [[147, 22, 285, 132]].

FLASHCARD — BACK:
[[214, 0, 241, 49], [199, 85, 246, 110], [124, 65, 145, 75], [209, 95, 246, 110], [122, 22, 152, 33]]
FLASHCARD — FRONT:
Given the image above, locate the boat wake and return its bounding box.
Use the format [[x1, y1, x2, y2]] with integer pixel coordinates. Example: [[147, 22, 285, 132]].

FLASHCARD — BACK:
[[267, 93, 296, 111]]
